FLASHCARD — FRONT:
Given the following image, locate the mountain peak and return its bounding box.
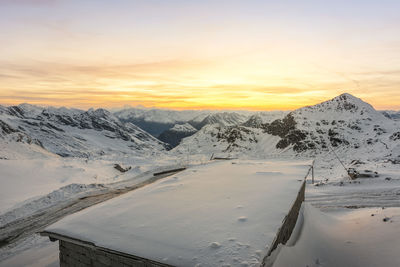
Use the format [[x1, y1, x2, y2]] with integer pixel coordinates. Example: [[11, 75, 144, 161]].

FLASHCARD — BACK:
[[337, 92, 357, 98], [297, 93, 377, 115], [332, 92, 364, 104]]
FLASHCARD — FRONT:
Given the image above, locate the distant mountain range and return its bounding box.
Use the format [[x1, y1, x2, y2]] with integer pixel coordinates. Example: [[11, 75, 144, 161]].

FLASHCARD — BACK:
[[113, 108, 209, 137], [0, 104, 168, 158], [1, 93, 399, 160], [381, 110, 400, 121]]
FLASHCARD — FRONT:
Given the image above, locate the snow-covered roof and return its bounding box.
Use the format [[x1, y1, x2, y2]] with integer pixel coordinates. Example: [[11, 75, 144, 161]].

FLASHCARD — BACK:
[[44, 160, 312, 266]]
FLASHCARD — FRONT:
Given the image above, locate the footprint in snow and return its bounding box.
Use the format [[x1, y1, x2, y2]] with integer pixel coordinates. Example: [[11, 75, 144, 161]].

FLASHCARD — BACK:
[[238, 216, 247, 222], [209, 242, 222, 249]]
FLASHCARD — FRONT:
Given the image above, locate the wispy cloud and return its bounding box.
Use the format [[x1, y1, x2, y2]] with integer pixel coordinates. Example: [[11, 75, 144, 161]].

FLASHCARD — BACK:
[[1, 58, 400, 110]]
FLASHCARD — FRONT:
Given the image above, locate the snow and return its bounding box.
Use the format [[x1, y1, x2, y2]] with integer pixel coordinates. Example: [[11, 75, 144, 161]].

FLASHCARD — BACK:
[[0, 103, 168, 158], [195, 112, 249, 128], [113, 107, 255, 125], [113, 108, 209, 124], [263, 142, 400, 267], [0, 139, 184, 226], [381, 110, 400, 121], [44, 160, 312, 267], [269, 203, 400, 267], [173, 93, 400, 160], [2, 93, 400, 266], [0, 235, 58, 267], [0, 157, 104, 214], [170, 123, 197, 132]]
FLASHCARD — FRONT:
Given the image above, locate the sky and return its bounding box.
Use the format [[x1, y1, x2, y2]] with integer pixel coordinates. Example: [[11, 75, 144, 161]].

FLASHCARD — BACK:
[[0, 0, 399, 110]]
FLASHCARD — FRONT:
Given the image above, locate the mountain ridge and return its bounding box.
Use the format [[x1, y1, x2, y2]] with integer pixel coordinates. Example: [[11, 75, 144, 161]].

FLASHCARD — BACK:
[[0, 104, 169, 158], [173, 93, 400, 160]]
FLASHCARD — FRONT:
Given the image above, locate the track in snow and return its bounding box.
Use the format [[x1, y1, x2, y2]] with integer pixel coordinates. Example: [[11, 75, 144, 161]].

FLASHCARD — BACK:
[[0, 170, 183, 253], [306, 187, 400, 209]]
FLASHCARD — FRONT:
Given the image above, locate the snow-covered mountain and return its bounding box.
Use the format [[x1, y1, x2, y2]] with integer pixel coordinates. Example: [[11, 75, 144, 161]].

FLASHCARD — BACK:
[[0, 104, 169, 158], [113, 108, 255, 136], [2, 93, 398, 161], [189, 112, 249, 129], [173, 93, 400, 160], [113, 108, 209, 137], [242, 111, 288, 128], [156, 111, 251, 149], [381, 110, 400, 121], [158, 123, 198, 148]]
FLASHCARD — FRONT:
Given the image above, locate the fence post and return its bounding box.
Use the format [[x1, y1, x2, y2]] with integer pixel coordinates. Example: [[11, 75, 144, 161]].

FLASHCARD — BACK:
[[311, 160, 315, 184]]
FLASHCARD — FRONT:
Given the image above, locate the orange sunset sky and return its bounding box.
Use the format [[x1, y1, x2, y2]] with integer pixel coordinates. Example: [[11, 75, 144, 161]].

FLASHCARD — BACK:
[[1, 0, 399, 110]]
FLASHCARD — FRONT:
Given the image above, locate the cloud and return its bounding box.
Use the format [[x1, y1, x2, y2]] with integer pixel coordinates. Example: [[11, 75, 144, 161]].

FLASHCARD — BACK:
[[1, 58, 400, 110]]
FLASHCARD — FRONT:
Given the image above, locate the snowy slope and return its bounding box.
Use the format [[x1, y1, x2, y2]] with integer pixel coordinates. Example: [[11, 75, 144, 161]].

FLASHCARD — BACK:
[[173, 93, 400, 161], [0, 104, 173, 214], [290, 93, 399, 155], [0, 104, 169, 158], [158, 123, 198, 147]]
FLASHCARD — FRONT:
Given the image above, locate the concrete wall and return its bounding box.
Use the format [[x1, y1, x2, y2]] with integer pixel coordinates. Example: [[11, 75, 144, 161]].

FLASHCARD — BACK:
[[59, 240, 170, 267], [261, 180, 306, 265]]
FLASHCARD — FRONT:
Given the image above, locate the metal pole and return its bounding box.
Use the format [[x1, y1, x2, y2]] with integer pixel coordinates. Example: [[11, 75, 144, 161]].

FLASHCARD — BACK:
[[311, 159, 315, 184], [312, 165, 314, 184]]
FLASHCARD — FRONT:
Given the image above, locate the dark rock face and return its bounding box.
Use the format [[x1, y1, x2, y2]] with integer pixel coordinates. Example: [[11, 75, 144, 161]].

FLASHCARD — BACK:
[[276, 130, 308, 152], [6, 106, 25, 118], [260, 113, 308, 151], [262, 113, 297, 137], [390, 132, 400, 141], [0, 120, 19, 135], [217, 126, 257, 144], [214, 126, 258, 152]]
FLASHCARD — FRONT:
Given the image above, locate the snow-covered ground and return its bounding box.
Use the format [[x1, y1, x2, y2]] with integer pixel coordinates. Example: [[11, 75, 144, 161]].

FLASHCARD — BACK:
[[269, 150, 400, 267], [270, 204, 400, 267], [0, 235, 58, 267], [0, 141, 188, 266], [0, 141, 180, 218], [4, 153, 398, 267]]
